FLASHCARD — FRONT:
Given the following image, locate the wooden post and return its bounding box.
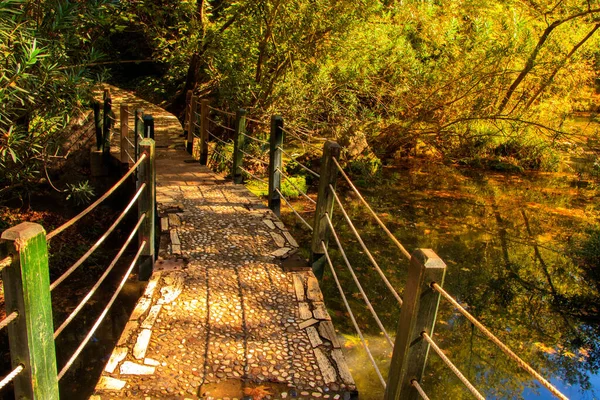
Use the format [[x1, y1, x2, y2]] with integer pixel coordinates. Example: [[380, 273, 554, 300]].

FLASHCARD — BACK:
[[93, 101, 102, 151], [186, 95, 197, 154], [385, 249, 446, 400], [1, 223, 59, 399], [134, 109, 143, 161], [232, 108, 247, 184], [120, 104, 129, 164], [183, 90, 192, 139], [268, 115, 284, 216], [102, 89, 112, 156], [310, 141, 341, 279], [199, 99, 209, 165], [137, 139, 156, 281], [143, 115, 155, 139]]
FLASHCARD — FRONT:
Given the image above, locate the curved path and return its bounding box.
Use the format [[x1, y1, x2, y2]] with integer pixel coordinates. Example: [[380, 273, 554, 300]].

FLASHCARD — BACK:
[[92, 87, 356, 400]]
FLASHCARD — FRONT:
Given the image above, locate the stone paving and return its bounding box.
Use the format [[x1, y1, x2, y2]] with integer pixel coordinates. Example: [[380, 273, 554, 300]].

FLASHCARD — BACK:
[[92, 87, 356, 400]]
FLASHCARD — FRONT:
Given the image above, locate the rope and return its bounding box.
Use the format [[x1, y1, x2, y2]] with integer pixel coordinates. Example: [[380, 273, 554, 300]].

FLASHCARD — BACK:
[[432, 283, 568, 400], [277, 146, 320, 178], [53, 214, 146, 338], [324, 214, 394, 347], [281, 127, 322, 151], [412, 380, 431, 400], [208, 130, 232, 146], [0, 256, 11, 272], [333, 157, 411, 260], [211, 149, 233, 163], [124, 149, 134, 163], [275, 188, 313, 231], [0, 311, 18, 332], [239, 149, 269, 166], [50, 183, 146, 291], [208, 105, 236, 117], [239, 166, 268, 184], [0, 364, 24, 390], [207, 118, 236, 132], [240, 131, 269, 145], [58, 240, 146, 381], [422, 332, 485, 400], [124, 137, 134, 148], [246, 116, 269, 126], [47, 154, 147, 240], [330, 185, 404, 306], [322, 241, 387, 388], [277, 168, 317, 205]]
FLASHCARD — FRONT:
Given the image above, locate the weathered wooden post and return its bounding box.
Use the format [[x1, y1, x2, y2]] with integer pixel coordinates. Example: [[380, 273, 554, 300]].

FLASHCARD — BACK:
[[1, 223, 59, 399], [120, 104, 129, 164], [232, 108, 247, 184], [199, 99, 209, 165], [310, 141, 341, 279], [268, 115, 284, 216], [143, 115, 155, 140], [183, 90, 193, 140], [137, 138, 156, 281], [134, 109, 143, 161], [186, 95, 197, 154], [102, 89, 112, 156], [93, 101, 102, 151], [385, 249, 446, 400]]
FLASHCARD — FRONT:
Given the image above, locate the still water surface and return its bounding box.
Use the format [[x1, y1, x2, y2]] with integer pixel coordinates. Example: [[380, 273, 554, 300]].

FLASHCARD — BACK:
[[282, 160, 599, 399]]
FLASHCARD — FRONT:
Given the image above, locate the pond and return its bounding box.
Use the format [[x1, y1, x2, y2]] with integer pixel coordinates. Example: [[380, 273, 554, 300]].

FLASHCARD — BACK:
[[278, 160, 600, 399]]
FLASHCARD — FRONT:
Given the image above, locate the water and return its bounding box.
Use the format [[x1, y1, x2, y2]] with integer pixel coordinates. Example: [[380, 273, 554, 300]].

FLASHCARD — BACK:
[[280, 160, 600, 399]]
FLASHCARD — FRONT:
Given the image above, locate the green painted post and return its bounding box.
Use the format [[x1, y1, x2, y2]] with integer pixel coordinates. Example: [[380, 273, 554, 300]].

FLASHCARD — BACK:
[[199, 99, 209, 165], [232, 109, 247, 184], [120, 104, 129, 164], [134, 109, 143, 161], [268, 115, 284, 216], [102, 89, 112, 156], [138, 138, 156, 280], [93, 101, 102, 151], [1, 223, 59, 399], [310, 141, 341, 280], [385, 249, 446, 400], [187, 95, 197, 154], [183, 90, 193, 140]]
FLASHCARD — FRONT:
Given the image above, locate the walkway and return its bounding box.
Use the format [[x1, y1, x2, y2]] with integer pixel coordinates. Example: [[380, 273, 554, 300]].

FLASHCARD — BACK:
[[92, 87, 356, 400]]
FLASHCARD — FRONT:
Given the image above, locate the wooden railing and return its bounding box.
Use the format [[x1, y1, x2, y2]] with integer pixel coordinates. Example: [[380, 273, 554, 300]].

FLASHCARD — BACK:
[[0, 104, 157, 398], [184, 91, 569, 400]]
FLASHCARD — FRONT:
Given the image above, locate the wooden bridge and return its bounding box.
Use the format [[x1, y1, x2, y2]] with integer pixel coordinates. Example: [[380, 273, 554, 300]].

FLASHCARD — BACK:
[[0, 87, 570, 400]]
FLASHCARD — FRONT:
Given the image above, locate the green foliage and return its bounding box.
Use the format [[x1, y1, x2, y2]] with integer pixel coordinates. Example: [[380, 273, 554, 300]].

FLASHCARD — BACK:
[[66, 180, 94, 205], [280, 175, 307, 199]]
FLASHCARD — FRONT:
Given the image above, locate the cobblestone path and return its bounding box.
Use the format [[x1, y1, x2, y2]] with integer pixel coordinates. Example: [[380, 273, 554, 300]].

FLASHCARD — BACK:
[[92, 87, 356, 400]]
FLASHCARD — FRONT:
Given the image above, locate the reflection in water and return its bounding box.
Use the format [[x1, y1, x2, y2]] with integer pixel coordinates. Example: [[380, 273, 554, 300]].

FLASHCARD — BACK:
[[284, 161, 599, 400]]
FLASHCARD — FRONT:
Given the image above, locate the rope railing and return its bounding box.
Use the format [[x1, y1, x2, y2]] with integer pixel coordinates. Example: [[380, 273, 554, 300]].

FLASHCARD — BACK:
[[322, 240, 387, 388], [281, 126, 322, 151], [240, 131, 269, 145], [275, 188, 313, 231], [324, 213, 394, 347], [46, 154, 147, 240], [58, 240, 147, 381], [212, 149, 233, 163], [208, 105, 236, 117], [246, 116, 269, 126], [0, 364, 24, 390], [0, 256, 11, 272], [239, 166, 268, 184], [0, 311, 18, 332], [207, 117, 236, 132], [332, 157, 411, 260], [239, 148, 269, 166], [49, 183, 147, 291], [432, 283, 568, 400], [124, 149, 134, 163], [208, 130, 232, 146], [277, 146, 320, 178], [421, 332, 485, 400], [411, 380, 431, 400], [329, 184, 404, 306], [53, 213, 146, 339], [276, 168, 316, 205]]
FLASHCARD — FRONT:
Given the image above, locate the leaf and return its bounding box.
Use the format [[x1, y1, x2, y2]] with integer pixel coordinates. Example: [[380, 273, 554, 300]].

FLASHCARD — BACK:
[[243, 385, 272, 400]]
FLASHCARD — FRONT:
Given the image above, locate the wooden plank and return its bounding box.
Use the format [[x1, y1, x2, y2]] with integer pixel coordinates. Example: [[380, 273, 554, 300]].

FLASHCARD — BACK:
[[312, 302, 330, 320], [292, 274, 305, 301], [170, 230, 180, 245], [160, 217, 169, 233], [298, 318, 318, 330], [318, 321, 341, 349], [313, 348, 337, 384], [283, 231, 299, 248], [306, 326, 323, 348], [270, 232, 286, 247], [298, 302, 312, 320], [104, 347, 128, 373], [268, 116, 284, 216], [332, 349, 355, 385], [263, 219, 276, 230], [168, 213, 181, 227], [130, 298, 152, 321], [133, 329, 152, 360], [138, 138, 156, 280], [306, 276, 324, 301], [117, 321, 139, 346], [141, 305, 162, 329], [232, 109, 247, 183]]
